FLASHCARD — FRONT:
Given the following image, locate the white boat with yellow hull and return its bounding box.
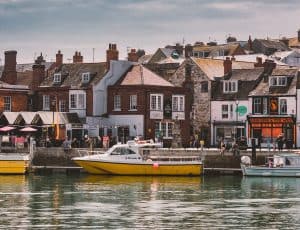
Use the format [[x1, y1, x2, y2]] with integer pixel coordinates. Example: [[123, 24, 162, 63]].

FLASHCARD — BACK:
[[0, 154, 29, 174], [73, 140, 203, 176]]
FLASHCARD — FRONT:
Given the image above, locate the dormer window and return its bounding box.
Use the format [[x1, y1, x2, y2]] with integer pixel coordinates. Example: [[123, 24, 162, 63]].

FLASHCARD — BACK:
[[269, 76, 287, 86], [53, 73, 61, 83], [223, 80, 237, 93], [82, 72, 90, 83]]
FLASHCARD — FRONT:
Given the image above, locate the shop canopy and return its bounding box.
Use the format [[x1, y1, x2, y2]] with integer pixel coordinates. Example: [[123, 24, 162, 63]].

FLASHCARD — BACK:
[[19, 127, 37, 132], [0, 126, 16, 132]]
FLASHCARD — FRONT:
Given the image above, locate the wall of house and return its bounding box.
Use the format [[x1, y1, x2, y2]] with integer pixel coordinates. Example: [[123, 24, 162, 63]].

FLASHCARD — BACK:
[[297, 90, 300, 147], [109, 115, 144, 138], [211, 100, 249, 121], [93, 60, 132, 116], [36, 88, 69, 112], [0, 91, 28, 112], [169, 58, 211, 143]]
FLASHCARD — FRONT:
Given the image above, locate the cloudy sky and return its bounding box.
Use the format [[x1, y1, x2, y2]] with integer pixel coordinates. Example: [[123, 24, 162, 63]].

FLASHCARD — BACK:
[[0, 0, 299, 64]]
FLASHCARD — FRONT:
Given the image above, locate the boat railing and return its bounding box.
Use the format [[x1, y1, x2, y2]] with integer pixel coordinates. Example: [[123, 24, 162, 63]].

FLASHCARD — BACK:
[[148, 155, 202, 162]]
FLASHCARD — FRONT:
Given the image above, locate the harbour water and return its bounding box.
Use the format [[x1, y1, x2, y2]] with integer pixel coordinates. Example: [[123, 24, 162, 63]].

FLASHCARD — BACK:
[[1, 174, 300, 229]]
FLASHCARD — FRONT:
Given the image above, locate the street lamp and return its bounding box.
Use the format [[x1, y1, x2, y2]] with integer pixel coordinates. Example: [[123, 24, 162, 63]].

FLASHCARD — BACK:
[[235, 100, 239, 143]]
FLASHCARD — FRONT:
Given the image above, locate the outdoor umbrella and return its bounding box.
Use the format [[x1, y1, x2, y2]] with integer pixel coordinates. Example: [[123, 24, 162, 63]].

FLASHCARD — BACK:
[[0, 126, 15, 132], [20, 127, 37, 132]]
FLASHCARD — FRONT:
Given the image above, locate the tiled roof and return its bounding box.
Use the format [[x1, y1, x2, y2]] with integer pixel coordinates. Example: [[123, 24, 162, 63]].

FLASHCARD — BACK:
[[193, 43, 243, 56], [211, 68, 264, 100], [191, 57, 255, 80], [288, 37, 300, 47], [249, 68, 298, 96], [40, 62, 107, 88], [138, 54, 153, 64], [255, 39, 289, 51], [120, 64, 174, 87]]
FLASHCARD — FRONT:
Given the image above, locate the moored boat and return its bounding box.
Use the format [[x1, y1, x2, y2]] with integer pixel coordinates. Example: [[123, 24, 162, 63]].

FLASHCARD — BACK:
[[241, 154, 300, 177], [73, 140, 203, 176], [0, 153, 29, 174]]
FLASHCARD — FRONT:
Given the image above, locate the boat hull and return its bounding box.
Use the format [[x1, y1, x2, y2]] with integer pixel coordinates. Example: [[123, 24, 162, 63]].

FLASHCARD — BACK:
[[241, 164, 300, 177], [0, 160, 28, 174], [74, 160, 203, 176]]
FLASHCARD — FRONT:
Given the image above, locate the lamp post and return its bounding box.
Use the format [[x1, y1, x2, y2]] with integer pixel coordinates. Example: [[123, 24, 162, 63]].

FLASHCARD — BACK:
[[235, 100, 239, 143], [51, 98, 56, 139]]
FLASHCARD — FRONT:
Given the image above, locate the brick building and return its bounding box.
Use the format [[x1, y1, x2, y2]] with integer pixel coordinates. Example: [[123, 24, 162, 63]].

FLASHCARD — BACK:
[[107, 64, 190, 147]]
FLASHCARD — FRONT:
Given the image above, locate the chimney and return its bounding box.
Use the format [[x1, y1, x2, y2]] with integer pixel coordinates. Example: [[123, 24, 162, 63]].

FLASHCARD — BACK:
[[31, 63, 45, 90], [106, 43, 119, 70], [298, 29, 300, 42], [1, 50, 17, 84], [254, 57, 263, 67], [56, 50, 63, 67], [223, 57, 232, 75], [263, 59, 276, 79], [248, 35, 253, 51], [73, 51, 83, 63], [128, 49, 139, 62]]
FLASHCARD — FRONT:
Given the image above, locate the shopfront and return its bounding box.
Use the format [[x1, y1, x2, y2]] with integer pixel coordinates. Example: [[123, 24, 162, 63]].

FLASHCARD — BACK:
[[248, 115, 296, 148]]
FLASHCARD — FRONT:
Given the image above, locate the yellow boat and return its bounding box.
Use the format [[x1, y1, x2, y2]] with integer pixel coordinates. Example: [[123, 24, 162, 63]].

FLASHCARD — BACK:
[[73, 140, 203, 176], [0, 154, 29, 174]]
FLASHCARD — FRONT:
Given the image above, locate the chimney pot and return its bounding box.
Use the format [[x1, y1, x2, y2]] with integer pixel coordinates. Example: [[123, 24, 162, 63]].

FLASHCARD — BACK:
[[56, 50, 63, 66], [223, 57, 232, 75]]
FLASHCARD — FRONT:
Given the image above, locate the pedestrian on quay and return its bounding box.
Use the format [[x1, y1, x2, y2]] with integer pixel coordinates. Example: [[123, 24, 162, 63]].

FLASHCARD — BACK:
[[220, 139, 226, 156]]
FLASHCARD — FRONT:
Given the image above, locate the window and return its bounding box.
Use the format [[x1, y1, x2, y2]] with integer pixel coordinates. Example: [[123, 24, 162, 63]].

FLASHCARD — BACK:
[[129, 95, 137, 110], [59, 100, 66, 112], [253, 98, 262, 114], [222, 104, 229, 119], [172, 95, 184, 112], [279, 99, 287, 114], [150, 94, 163, 111], [43, 95, 50, 110], [230, 104, 233, 118], [223, 81, 237, 93], [114, 95, 121, 111], [269, 76, 287, 86], [155, 122, 173, 138], [53, 73, 61, 83], [82, 73, 90, 83], [70, 93, 86, 109], [201, 81, 208, 93], [3, 96, 11, 111], [70, 94, 77, 109]]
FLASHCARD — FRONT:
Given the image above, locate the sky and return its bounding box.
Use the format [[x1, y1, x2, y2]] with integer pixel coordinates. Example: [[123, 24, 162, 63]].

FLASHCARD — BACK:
[[0, 0, 300, 64]]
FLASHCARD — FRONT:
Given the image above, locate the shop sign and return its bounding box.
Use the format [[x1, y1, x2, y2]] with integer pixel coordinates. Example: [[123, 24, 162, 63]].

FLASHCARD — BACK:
[[249, 117, 294, 123], [236, 106, 247, 116]]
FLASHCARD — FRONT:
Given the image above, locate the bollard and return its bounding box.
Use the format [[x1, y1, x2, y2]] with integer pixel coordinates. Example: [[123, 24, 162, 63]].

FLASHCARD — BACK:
[[251, 138, 256, 165]]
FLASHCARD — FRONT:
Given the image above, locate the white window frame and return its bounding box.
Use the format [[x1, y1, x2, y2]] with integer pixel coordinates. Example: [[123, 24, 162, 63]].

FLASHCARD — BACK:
[[223, 81, 238, 93], [53, 73, 61, 83], [3, 96, 11, 112], [155, 121, 173, 139], [43, 95, 50, 111], [114, 95, 121, 111], [269, 76, 287, 86], [129, 95, 137, 111], [82, 72, 90, 83], [59, 100, 66, 112], [172, 95, 185, 112], [69, 92, 86, 109], [222, 104, 229, 119], [150, 94, 163, 111], [253, 98, 262, 114], [279, 99, 287, 114]]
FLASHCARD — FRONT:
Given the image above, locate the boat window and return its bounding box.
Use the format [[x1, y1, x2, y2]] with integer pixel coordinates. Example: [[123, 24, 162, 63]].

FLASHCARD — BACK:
[[111, 148, 136, 155]]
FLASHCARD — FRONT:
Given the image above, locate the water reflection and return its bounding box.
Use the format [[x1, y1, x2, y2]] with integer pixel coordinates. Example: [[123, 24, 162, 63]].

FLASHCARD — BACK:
[[1, 175, 300, 229]]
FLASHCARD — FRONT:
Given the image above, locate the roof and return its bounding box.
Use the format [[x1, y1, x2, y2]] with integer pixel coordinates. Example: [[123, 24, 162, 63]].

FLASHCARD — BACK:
[[253, 39, 290, 52], [193, 43, 243, 56], [191, 57, 255, 80], [138, 54, 153, 64], [157, 56, 185, 64], [288, 37, 300, 48], [213, 54, 287, 66], [211, 68, 264, 100], [249, 67, 298, 96], [32, 112, 81, 125], [0, 80, 28, 90], [40, 62, 107, 88], [120, 64, 174, 87], [1, 112, 20, 124]]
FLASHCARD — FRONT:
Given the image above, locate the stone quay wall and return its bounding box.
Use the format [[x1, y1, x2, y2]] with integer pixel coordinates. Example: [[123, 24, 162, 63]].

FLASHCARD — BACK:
[[31, 147, 279, 169]]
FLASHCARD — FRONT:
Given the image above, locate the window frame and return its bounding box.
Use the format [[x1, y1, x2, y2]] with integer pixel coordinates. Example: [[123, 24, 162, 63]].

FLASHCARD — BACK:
[[43, 95, 50, 111], [223, 81, 238, 93], [69, 92, 86, 110], [222, 104, 229, 119], [155, 121, 173, 139], [82, 72, 90, 83], [3, 96, 11, 112], [279, 98, 287, 114], [150, 94, 163, 111], [114, 95, 121, 111], [269, 76, 287, 86], [172, 95, 185, 112], [53, 73, 61, 83], [253, 98, 262, 114], [129, 95, 137, 111]]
